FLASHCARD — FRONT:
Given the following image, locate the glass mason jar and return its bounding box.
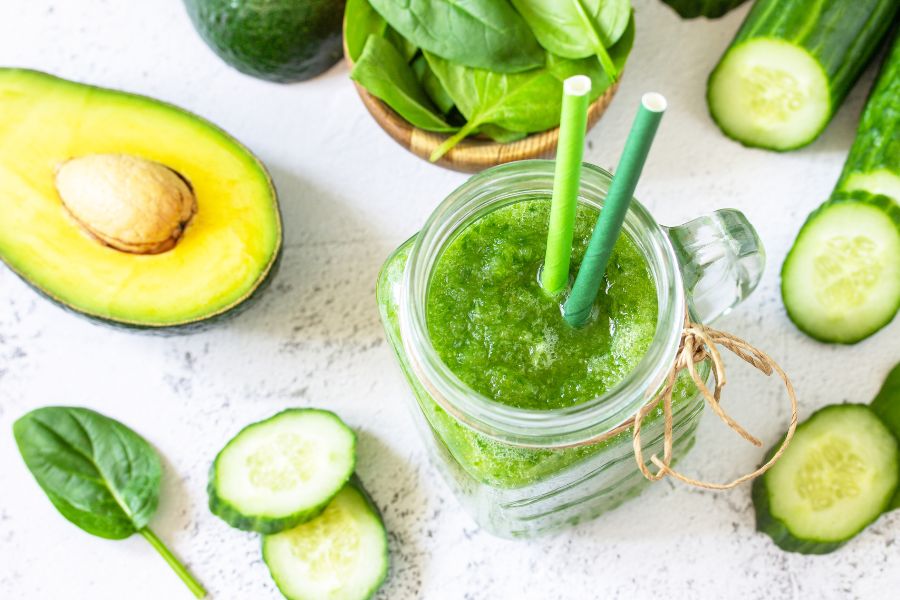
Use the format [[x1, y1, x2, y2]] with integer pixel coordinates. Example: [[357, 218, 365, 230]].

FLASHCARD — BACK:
[[376, 161, 764, 538]]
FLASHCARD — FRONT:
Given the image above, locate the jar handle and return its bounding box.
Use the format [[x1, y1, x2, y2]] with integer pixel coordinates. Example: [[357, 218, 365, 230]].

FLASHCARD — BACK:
[[665, 209, 765, 324]]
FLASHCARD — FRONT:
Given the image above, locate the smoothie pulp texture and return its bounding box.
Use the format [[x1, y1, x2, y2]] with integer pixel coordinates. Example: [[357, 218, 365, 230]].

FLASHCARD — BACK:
[[427, 198, 658, 411]]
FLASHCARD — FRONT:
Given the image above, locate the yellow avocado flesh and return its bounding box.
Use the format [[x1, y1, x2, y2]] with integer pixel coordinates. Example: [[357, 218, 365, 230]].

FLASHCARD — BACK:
[[0, 70, 281, 327]]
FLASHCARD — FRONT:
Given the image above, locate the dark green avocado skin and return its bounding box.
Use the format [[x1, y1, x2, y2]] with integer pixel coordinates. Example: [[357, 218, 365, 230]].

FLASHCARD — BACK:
[[660, 0, 748, 19], [184, 0, 346, 83]]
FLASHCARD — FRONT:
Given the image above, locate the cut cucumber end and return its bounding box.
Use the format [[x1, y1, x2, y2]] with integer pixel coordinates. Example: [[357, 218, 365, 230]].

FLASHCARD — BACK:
[[782, 194, 900, 344], [209, 409, 357, 533], [841, 169, 900, 204], [263, 482, 389, 600], [755, 405, 898, 553], [708, 38, 830, 150]]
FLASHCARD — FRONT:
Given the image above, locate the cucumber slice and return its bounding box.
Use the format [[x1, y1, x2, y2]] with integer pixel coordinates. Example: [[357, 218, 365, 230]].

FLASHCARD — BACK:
[[707, 0, 899, 151], [209, 409, 356, 534], [781, 192, 900, 344], [708, 39, 830, 150], [753, 404, 899, 554], [263, 481, 389, 600]]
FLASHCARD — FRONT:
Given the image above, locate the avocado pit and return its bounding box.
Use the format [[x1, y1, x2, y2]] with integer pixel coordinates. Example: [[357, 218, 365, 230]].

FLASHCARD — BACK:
[[55, 153, 197, 254]]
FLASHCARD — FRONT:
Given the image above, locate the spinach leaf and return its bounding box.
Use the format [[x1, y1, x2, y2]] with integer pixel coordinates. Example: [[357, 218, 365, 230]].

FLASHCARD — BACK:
[[424, 52, 591, 159], [351, 35, 456, 133], [425, 15, 633, 160], [367, 0, 545, 73], [412, 54, 455, 114], [601, 11, 635, 77], [480, 124, 528, 143], [511, 0, 631, 79], [14, 406, 161, 538], [386, 29, 419, 63], [345, 0, 388, 62], [434, 51, 609, 132], [346, 0, 418, 63], [14, 406, 206, 598]]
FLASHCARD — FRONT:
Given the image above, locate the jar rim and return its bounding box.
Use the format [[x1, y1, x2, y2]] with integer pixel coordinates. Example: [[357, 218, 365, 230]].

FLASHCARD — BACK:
[[399, 160, 685, 447]]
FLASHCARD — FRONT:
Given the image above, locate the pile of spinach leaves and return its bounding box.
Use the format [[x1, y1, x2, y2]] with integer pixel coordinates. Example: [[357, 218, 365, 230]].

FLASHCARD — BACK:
[[347, 0, 635, 161]]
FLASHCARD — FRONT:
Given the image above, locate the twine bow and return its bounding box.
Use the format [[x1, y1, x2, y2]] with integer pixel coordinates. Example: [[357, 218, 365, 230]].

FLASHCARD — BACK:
[[631, 315, 799, 490]]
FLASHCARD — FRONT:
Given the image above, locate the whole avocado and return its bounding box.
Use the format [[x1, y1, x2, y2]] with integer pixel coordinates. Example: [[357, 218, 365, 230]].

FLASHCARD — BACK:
[[184, 0, 345, 83]]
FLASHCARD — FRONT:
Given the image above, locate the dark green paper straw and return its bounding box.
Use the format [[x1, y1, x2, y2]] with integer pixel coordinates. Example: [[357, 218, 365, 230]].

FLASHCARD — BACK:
[[541, 75, 592, 295], [563, 93, 667, 327]]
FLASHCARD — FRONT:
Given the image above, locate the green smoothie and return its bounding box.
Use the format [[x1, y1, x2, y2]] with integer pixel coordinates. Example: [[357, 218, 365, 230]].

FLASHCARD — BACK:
[[377, 162, 720, 536], [377, 195, 704, 492], [426, 198, 658, 410]]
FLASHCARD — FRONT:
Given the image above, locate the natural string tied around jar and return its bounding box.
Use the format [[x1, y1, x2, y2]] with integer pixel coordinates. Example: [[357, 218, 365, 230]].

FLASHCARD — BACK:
[[630, 313, 799, 490]]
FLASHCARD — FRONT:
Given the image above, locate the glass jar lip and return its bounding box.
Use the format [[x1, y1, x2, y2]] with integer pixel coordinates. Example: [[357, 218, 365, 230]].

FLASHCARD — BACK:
[[399, 160, 685, 447]]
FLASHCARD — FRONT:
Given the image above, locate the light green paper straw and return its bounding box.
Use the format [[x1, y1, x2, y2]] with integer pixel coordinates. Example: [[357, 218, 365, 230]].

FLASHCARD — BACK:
[[541, 75, 592, 295], [564, 92, 667, 327]]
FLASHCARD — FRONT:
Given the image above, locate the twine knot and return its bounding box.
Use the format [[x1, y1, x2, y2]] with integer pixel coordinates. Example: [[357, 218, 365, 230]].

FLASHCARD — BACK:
[[631, 315, 799, 490]]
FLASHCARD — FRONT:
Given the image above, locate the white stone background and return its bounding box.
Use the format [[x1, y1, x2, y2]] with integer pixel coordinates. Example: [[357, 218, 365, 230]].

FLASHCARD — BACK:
[[0, 1, 897, 599]]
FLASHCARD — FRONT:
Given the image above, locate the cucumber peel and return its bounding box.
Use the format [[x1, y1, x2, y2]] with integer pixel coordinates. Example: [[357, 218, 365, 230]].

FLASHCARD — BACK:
[[208, 409, 357, 534], [753, 404, 899, 554], [870, 363, 900, 510], [836, 33, 900, 200], [871, 363, 900, 439]]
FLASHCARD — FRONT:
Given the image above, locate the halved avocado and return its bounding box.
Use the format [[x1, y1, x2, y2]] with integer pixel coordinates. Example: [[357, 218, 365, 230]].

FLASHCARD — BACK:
[[0, 69, 282, 331]]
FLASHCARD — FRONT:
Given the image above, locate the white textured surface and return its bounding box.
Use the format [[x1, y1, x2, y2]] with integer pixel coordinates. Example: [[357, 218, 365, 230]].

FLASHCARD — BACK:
[[0, 1, 897, 599]]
